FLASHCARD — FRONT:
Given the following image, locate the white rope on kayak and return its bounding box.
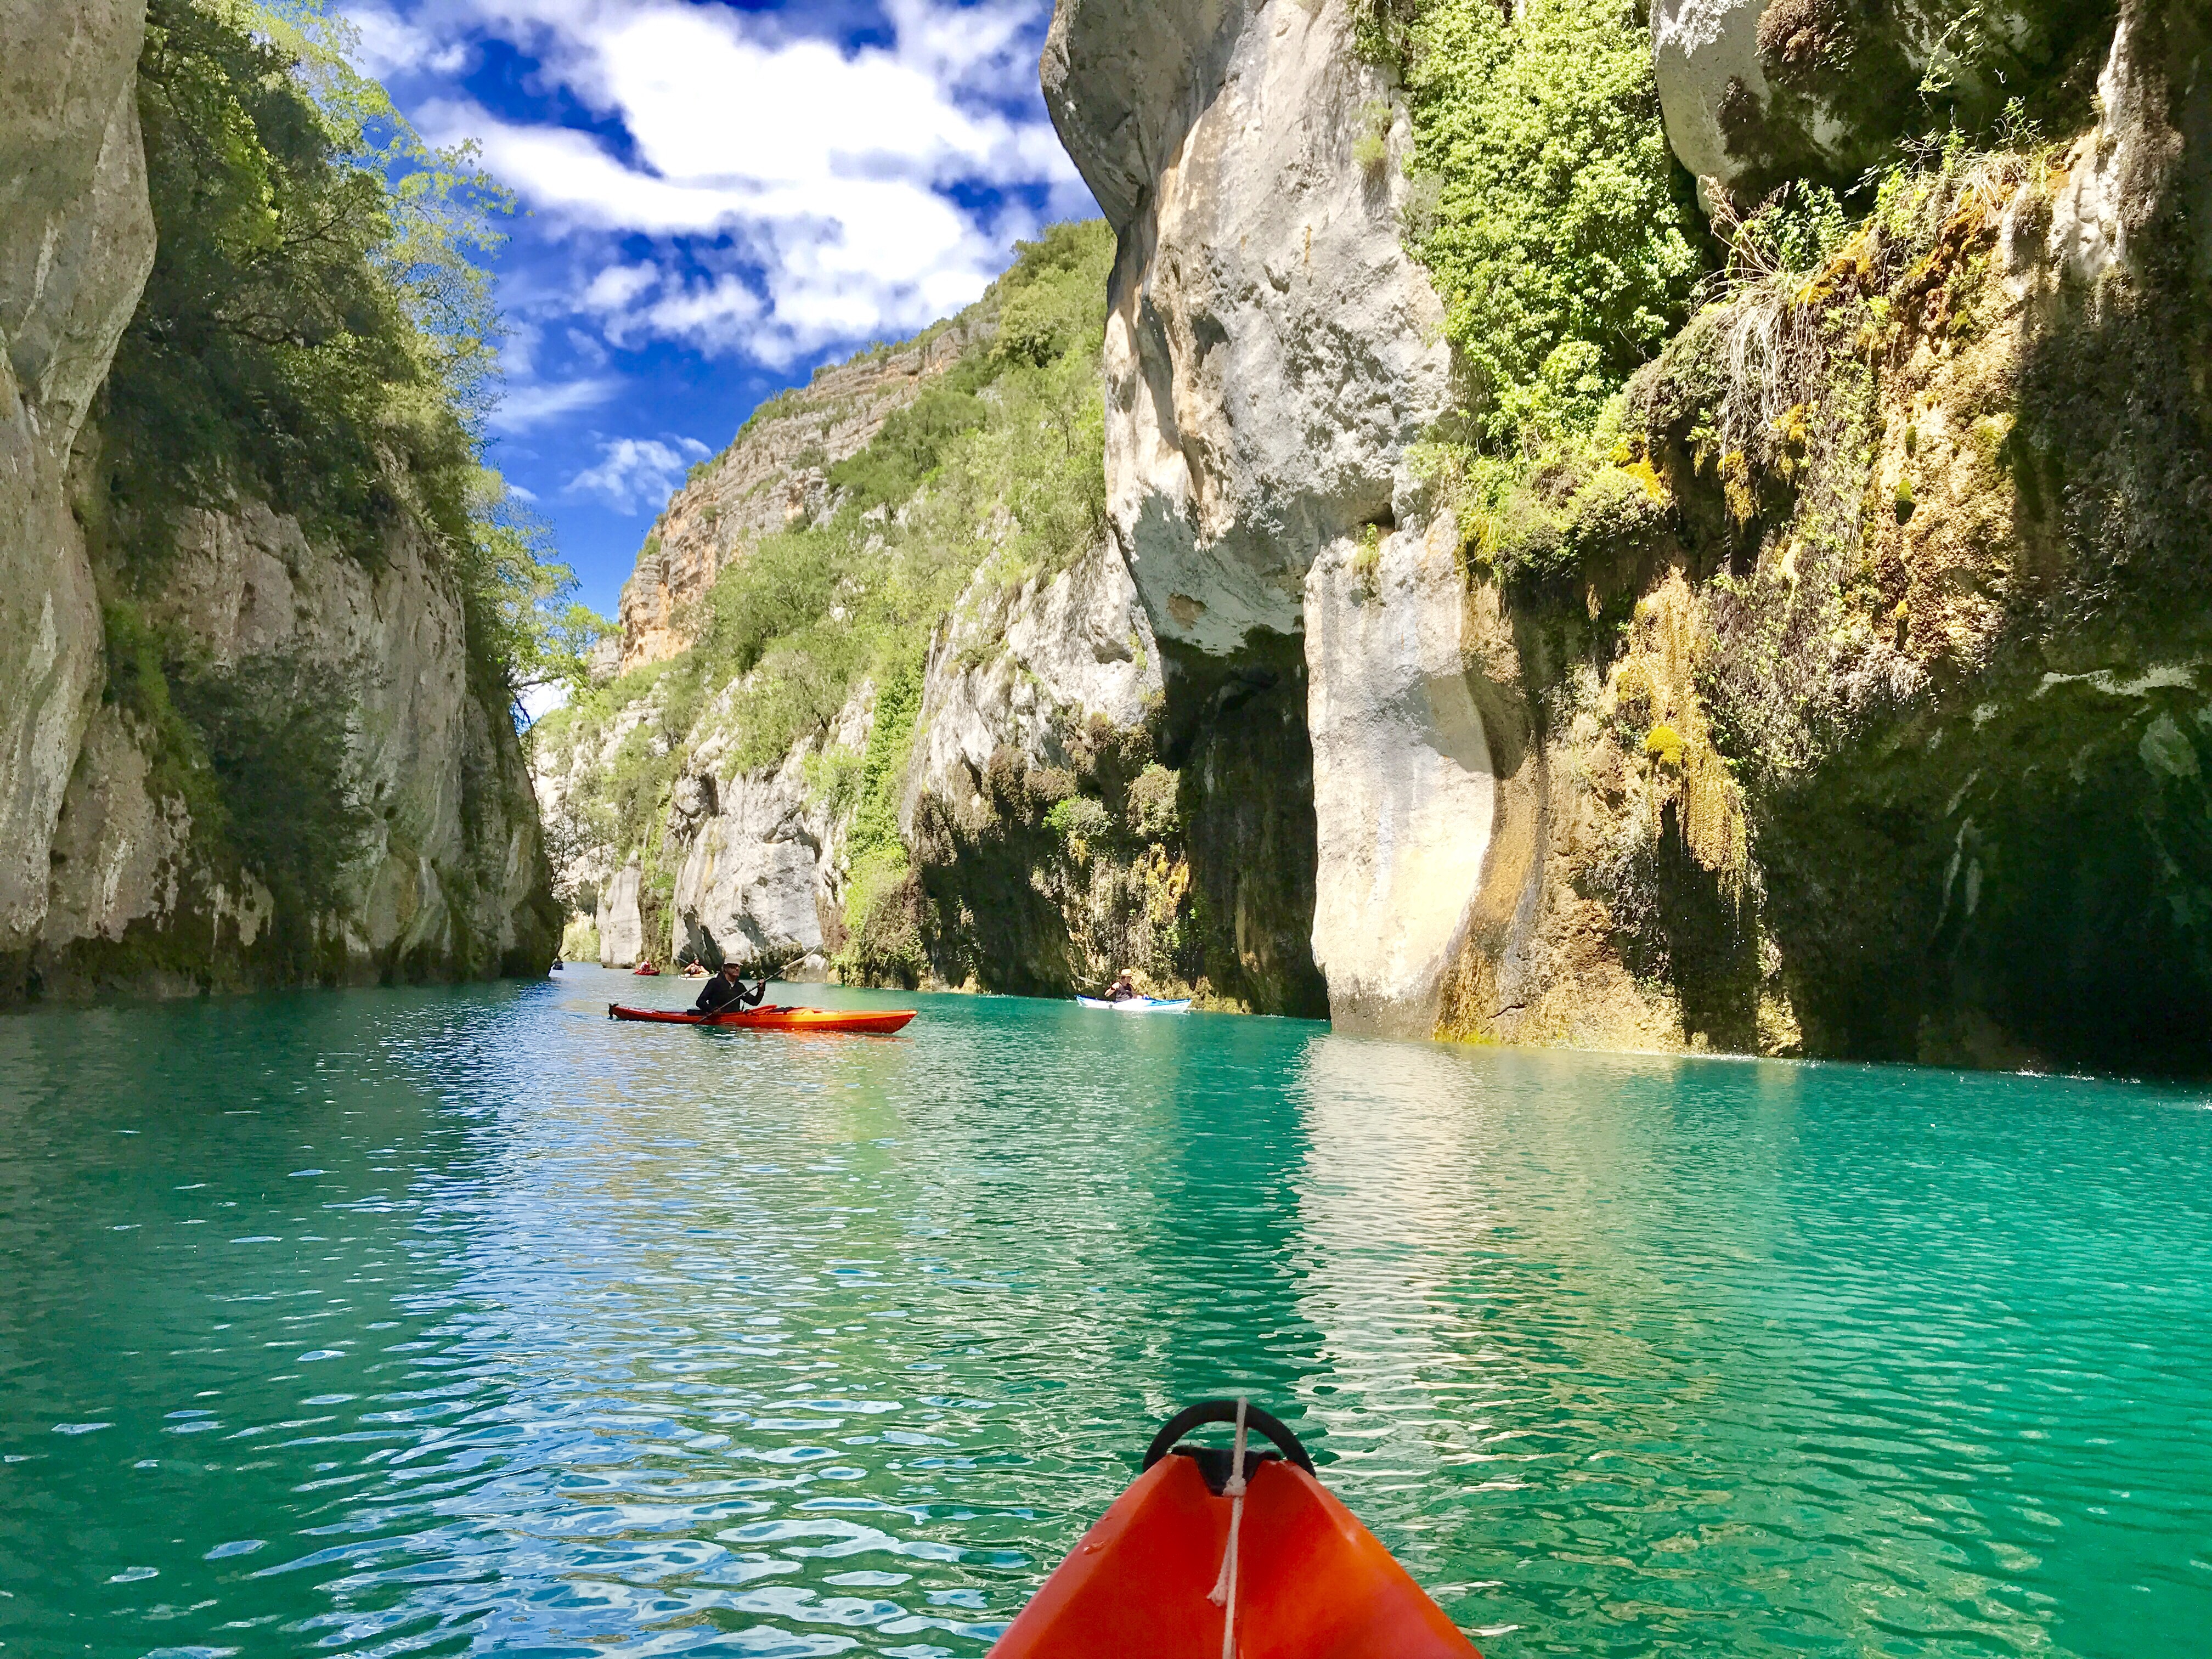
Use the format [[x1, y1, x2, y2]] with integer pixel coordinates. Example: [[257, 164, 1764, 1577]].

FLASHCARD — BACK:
[[1206, 1396, 1250, 1659]]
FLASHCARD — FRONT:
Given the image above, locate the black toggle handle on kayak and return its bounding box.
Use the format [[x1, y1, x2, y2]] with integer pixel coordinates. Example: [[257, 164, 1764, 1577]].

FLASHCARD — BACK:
[[1142, 1400, 1315, 1476]]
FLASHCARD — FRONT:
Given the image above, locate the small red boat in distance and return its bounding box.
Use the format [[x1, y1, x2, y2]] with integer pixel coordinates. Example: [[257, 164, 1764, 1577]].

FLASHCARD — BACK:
[[989, 1401, 1479, 1659], [608, 1002, 916, 1035]]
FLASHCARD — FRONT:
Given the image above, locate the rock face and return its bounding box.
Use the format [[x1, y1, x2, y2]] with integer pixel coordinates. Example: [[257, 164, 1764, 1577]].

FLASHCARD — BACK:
[[1044, 0, 1466, 1028], [893, 544, 1177, 994], [0, 0, 155, 969], [1043, 0, 1453, 654], [1045, 0, 2212, 1070], [577, 542, 1166, 988], [1304, 518, 1497, 1036], [597, 864, 643, 969], [1695, 0, 2212, 1071], [31, 503, 558, 995], [616, 321, 983, 673], [0, 3, 558, 1001], [902, 545, 1158, 833], [1653, 0, 2115, 204], [666, 685, 874, 977]]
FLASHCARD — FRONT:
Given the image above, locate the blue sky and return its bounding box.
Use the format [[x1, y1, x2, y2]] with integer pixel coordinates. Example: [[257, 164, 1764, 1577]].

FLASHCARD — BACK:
[[341, 0, 1094, 630]]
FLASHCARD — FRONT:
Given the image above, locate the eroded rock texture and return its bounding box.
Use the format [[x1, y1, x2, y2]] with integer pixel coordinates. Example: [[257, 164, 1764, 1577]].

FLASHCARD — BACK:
[[1046, 0, 2212, 1070], [0, 0, 155, 967], [898, 544, 1173, 995], [1044, 0, 1458, 1024], [1655, 0, 2117, 203]]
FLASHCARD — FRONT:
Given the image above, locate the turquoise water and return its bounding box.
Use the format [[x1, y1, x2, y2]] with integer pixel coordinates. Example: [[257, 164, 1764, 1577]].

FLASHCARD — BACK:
[[3, 969, 2209, 1658]]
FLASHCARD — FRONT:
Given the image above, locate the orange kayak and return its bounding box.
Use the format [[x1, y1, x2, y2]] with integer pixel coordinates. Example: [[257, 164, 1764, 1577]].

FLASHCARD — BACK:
[[989, 1401, 1479, 1659], [607, 1002, 916, 1035]]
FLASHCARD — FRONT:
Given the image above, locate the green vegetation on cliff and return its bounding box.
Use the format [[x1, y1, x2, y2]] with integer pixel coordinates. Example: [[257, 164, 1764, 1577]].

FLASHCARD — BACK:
[[102, 0, 597, 702], [1397, 0, 1703, 448], [64, 0, 579, 964], [534, 217, 1211, 997], [1363, 0, 1708, 594]]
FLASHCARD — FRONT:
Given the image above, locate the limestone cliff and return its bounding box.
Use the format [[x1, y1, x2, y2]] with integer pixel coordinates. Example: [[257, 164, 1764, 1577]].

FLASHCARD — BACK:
[[1, 0, 155, 979], [1044, 0, 1457, 1023], [616, 319, 984, 674], [1045, 0, 2212, 1071], [0, 1, 558, 1002]]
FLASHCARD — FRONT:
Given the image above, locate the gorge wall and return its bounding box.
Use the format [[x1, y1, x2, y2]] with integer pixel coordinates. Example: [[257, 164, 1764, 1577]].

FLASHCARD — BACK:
[[1046, 0, 1486, 1035], [1038, 0, 2212, 1073], [0, 0, 558, 1002]]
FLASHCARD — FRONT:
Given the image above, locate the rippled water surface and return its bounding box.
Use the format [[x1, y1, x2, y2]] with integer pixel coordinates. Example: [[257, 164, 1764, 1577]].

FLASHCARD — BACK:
[[4, 970, 2210, 1657]]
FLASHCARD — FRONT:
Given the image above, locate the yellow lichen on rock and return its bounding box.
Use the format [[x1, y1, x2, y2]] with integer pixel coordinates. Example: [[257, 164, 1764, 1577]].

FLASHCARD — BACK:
[[1604, 574, 1749, 893]]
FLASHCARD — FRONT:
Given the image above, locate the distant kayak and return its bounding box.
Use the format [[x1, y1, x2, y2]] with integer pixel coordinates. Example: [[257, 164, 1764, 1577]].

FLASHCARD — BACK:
[[1076, 995, 1191, 1012], [631, 963, 661, 976], [989, 1400, 1478, 1658], [607, 1002, 916, 1035]]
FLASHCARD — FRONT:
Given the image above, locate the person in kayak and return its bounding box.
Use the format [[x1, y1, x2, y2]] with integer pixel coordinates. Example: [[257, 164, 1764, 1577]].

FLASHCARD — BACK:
[[696, 960, 766, 1015], [1104, 969, 1139, 1003]]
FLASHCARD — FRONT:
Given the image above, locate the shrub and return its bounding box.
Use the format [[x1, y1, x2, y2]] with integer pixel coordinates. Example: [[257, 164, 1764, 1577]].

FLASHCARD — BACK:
[[1125, 764, 1182, 843], [1352, 99, 1393, 172], [106, 0, 462, 566], [1401, 0, 1702, 450], [1046, 795, 1112, 843], [102, 0, 585, 702], [827, 382, 990, 511]]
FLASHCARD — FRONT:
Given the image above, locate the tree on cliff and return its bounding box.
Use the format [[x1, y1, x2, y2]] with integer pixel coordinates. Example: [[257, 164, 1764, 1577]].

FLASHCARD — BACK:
[[103, 0, 606, 708]]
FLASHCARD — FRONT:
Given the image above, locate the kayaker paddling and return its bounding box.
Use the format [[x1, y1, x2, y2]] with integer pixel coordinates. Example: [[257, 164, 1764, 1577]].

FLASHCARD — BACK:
[[695, 961, 766, 1015], [1104, 968, 1139, 1002]]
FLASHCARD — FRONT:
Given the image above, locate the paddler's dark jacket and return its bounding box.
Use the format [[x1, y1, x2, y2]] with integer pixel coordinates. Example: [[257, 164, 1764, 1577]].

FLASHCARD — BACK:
[[696, 973, 765, 1014]]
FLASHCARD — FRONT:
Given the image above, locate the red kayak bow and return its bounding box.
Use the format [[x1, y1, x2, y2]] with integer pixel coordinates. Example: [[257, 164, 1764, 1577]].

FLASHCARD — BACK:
[[989, 1400, 1479, 1659], [607, 1002, 916, 1035]]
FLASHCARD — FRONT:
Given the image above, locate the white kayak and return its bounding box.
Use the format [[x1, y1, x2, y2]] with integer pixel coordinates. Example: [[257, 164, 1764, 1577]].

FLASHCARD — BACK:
[[1076, 996, 1193, 1013]]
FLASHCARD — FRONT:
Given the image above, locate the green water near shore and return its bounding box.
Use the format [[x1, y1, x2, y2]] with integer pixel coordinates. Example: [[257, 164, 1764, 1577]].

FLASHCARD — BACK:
[[3, 967, 2208, 1656]]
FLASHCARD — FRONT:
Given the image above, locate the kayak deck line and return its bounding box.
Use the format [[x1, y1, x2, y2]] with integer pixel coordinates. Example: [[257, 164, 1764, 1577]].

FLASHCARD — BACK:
[[607, 1002, 917, 1035], [988, 1399, 1479, 1658]]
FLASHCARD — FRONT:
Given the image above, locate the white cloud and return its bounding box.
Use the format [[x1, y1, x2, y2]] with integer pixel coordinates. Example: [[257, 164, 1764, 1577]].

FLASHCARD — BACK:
[[518, 679, 568, 725], [375, 0, 1088, 364], [343, 2, 471, 78], [489, 374, 620, 433], [568, 435, 712, 513]]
